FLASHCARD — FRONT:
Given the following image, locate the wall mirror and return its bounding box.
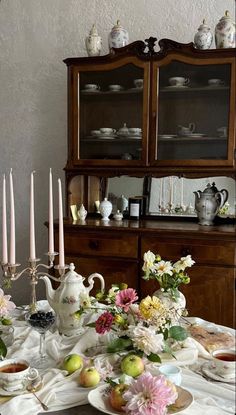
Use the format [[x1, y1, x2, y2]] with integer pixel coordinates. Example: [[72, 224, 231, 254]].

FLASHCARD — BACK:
[[108, 175, 235, 217]]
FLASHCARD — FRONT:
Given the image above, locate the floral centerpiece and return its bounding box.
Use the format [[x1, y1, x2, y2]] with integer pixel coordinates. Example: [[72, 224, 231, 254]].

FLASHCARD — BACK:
[[84, 284, 188, 363], [142, 251, 195, 301], [0, 288, 16, 357]]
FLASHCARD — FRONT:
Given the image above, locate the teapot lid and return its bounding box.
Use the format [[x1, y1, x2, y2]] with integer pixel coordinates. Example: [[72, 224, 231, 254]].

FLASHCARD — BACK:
[[62, 263, 84, 282], [203, 182, 219, 194]]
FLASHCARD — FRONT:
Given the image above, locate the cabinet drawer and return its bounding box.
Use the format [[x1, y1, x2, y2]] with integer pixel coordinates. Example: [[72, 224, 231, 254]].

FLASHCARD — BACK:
[[141, 236, 235, 266], [63, 232, 138, 258], [66, 256, 139, 293]]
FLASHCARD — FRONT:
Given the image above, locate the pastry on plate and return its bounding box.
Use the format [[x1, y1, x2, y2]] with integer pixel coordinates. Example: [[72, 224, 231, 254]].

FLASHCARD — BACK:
[[188, 325, 235, 352]]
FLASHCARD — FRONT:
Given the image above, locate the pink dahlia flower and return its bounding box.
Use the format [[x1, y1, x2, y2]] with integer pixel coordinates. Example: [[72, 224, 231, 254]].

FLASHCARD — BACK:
[[123, 372, 178, 415], [0, 288, 16, 317], [115, 288, 138, 312], [95, 311, 114, 334]]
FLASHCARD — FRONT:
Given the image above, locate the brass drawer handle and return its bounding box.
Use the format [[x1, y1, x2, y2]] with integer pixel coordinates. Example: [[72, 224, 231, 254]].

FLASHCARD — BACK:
[[89, 240, 99, 250], [181, 247, 191, 256]]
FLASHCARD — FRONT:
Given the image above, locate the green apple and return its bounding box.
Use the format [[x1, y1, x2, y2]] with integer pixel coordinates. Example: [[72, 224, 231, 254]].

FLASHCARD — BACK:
[[78, 366, 100, 387], [121, 354, 144, 377], [62, 353, 84, 374], [109, 383, 129, 412]]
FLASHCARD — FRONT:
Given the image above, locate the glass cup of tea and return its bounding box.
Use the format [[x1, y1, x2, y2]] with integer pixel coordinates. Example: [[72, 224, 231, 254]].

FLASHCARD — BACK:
[[0, 358, 39, 392], [211, 348, 236, 378]]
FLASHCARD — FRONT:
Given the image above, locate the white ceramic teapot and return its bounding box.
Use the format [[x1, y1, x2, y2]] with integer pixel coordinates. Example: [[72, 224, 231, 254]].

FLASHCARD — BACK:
[[41, 263, 105, 336]]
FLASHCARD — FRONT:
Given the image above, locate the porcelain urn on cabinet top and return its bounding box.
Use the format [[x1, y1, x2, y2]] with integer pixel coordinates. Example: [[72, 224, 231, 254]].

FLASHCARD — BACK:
[[215, 10, 235, 48], [194, 19, 213, 49], [108, 20, 129, 50]]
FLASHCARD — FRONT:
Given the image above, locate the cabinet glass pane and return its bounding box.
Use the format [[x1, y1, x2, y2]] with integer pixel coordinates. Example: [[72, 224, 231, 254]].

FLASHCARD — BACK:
[[156, 61, 231, 161], [78, 64, 144, 161]]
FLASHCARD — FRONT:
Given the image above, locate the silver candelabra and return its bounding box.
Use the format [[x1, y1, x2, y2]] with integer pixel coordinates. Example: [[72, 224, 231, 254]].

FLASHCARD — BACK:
[[0, 252, 68, 311]]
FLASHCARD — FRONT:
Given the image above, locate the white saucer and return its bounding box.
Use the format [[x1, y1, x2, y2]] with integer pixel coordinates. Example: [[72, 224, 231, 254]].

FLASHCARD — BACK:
[[0, 385, 28, 396], [201, 362, 235, 384], [159, 134, 177, 139], [81, 89, 100, 93]]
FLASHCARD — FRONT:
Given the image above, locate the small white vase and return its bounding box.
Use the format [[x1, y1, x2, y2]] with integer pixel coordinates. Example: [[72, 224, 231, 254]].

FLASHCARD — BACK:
[[108, 20, 129, 51], [215, 10, 235, 48], [78, 204, 87, 221], [85, 24, 102, 56], [100, 198, 112, 221], [194, 19, 213, 49], [153, 288, 186, 325]]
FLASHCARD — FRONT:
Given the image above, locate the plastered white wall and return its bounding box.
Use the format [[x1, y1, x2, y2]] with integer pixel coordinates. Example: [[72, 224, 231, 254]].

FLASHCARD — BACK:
[[0, 0, 235, 304]]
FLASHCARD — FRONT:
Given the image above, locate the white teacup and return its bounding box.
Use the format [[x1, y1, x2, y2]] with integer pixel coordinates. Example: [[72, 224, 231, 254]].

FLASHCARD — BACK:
[[109, 84, 122, 91], [90, 130, 101, 136], [100, 128, 116, 135], [128, 128, 142, 135], [159, 364, 182, 386], [134, 79, 143, 88], [84, 83, 99, 91], [208, 78, 224, 86], [169, 77, 189, 87], [0, 359, 39, 392], [211, 349, 236, 378]]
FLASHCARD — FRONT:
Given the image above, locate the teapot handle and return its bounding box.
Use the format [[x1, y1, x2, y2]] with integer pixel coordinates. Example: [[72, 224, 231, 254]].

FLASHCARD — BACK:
[[220, 189, 229, 205], [215, 191, 225, 210], [189, 123, 195, 132], [87, 273, 105, 294]]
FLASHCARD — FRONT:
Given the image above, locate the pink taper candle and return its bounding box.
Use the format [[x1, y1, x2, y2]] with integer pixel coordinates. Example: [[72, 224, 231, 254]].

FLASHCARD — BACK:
[[48, 168, 54, 254], [9, 169, 15, 264], [30, 171, 36, 260], [2, 174, 8, 264], [58, 178, 65, 268]]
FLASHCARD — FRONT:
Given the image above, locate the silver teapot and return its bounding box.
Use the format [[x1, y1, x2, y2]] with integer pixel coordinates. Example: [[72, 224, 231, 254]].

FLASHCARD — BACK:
[[194, 182, 228, 226]]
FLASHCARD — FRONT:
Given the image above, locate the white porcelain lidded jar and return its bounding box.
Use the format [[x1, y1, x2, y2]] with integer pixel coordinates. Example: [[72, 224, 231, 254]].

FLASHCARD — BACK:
[[85, 24, 102, 56], [100, 198, 112, 221], [108, 20, 129, 51], [215, 10, 235, 48], [194, 19, 213, 49]]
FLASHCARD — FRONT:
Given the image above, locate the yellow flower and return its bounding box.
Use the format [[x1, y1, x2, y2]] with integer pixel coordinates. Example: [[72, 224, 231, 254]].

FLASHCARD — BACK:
[[139, 296, 167, 320]]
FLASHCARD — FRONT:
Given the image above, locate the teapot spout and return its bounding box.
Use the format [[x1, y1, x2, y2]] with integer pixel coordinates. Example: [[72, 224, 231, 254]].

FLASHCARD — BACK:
[[41, 275, 56, 309]]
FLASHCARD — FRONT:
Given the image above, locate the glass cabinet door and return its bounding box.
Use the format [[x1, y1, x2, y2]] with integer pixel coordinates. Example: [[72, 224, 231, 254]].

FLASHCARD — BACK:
[[75, 61, 149, 165], [151, 58, 235, 166]]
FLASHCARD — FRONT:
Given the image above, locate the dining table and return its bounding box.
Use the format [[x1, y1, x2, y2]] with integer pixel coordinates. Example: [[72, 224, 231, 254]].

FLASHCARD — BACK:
[[0, 301, 235, 415]]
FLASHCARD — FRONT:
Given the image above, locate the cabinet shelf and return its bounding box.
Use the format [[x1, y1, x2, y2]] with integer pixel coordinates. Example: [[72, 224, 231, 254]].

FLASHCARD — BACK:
[[160, 86, 229, 93], [158, 136, 227, 142], [81, 88, 143, 96], [82, 137, 142, 143]]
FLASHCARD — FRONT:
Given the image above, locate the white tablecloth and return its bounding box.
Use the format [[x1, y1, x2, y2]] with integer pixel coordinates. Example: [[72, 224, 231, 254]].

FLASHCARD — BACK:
[[0, 311, 235, 415]]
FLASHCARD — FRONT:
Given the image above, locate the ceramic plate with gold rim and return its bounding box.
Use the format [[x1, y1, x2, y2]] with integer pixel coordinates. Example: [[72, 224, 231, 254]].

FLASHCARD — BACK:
[[0, 381, 42, 397], [88, 384, 193, 415]]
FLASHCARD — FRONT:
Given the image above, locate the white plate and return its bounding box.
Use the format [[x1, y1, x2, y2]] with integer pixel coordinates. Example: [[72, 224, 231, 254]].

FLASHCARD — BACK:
[[96, 135, 116, 140], [81, 89, 100, 93], [88, 384, 193, 415], [201, 362, 235, 384], [165, 85, 189, 89], [159, 134, 177, 139], [185, 133, 206, 138]]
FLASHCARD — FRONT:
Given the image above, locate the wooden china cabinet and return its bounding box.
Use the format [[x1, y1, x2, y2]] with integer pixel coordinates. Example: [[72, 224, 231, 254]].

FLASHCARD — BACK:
[[53, 39, 236, 327]]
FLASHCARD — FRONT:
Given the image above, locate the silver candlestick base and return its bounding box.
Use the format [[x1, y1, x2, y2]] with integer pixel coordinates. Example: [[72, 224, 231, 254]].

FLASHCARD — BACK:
[[1, 252, 60, 311]]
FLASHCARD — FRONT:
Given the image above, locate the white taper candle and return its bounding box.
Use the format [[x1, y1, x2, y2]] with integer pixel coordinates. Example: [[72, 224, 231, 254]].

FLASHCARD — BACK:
[[2, 174, 8, 264], [30, 171, 36, 260], [49, 168, 54, 254], [9, 169, 15, 264], [58, 178, 65, 268]]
